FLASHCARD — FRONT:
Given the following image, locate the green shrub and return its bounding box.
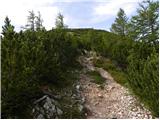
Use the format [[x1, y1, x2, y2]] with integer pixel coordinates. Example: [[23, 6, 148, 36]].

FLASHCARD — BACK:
[[94, 58, 127, 85], [1, 27, 80, 118], [127, 44, 159, 117]]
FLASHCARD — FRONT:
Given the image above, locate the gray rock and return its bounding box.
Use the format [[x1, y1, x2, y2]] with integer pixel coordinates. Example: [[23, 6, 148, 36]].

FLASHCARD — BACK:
[[35, 106, 40, 111], [78, 104, 84, 112], [81, 97, 85, 104], [32, 108, 35, 113], [43, 102, 50, 110], [46, 97, 53, 106], [37, 114, 44, 119], [39, 108, 45, 114], [51, 105, 56, 112], [71, 94, 77, 99], [33, 95, 63, 119], [57, 107, 63, 115]]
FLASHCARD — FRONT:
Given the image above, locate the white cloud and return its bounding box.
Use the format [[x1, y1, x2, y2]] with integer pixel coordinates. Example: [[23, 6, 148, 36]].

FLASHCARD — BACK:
[[0, 0, 59, 32], [64, 14, 90, 28], [91, 0, 143, 24], [0, 0, 146, 32]]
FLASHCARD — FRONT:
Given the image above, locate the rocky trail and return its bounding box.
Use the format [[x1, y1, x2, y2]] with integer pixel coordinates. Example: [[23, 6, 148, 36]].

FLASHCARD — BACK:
[[32, 52, 154, 119], [78, 52, 153, 119]]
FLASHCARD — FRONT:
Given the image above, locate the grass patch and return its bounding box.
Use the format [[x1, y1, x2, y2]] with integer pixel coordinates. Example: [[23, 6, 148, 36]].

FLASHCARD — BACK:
[[93, 58, 128, 86], [109, 70, 127, 85], [87, 71, 105, 85]]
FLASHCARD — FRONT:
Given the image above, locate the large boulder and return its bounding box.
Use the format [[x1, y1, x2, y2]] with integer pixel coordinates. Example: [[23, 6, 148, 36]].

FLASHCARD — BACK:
[[32, 95, 63, 119]]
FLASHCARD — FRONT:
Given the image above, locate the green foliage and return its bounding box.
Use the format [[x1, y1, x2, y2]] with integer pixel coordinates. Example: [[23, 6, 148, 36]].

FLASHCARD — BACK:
[[128, 0, 159, 45], [26, 10, 36, 31], [124, 1, 159, 116], [1, 17, 80, 118], [88, 71, 105, 85], [2, 16, 15, 36], [1, 1, 159, 117], [99, 33, 133, 68], [127, 42, 159, 117], [1, 18, 42, 118], [24, 10, 44, 31], [35, 11, 43, 30], [55, 13, 67, 29], [108, 1, 159, 116], [94, 58, 127, 86], [110, 8, 128, 36]]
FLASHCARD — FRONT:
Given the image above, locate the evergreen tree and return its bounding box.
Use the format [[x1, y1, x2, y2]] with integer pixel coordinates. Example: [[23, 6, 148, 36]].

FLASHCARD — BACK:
[[55, 13, 67, 29], [1, 17, 15, 96], [110, 8, 128, 36], [35, 11, 43, 30], [128, 0, 159, 44], [126, 1, 159, 117], [25, 10, 36, 31], [2, 16, 15, 36]]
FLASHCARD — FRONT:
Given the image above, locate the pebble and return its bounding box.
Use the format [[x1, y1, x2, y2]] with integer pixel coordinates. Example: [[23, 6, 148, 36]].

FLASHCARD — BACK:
[[131, 107, 138, 112], [98, 93, 103, 98], [94, 102, 99, 106], [76, 85, 81, 90]]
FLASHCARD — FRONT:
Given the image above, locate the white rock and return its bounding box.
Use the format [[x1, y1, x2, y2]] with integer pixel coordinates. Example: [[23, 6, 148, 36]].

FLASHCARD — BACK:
[[32, 108, 35, 113], [98, 93, 103, 98], [76, 85, 80, 90], [131, 107, 138, 112]]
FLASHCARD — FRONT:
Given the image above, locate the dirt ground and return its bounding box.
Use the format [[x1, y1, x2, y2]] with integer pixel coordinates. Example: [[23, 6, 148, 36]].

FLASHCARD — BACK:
[[78, 55, 153, 119]]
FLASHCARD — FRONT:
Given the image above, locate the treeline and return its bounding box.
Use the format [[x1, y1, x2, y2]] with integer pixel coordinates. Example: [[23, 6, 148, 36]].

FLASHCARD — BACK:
[[1, 0, 159, 118]]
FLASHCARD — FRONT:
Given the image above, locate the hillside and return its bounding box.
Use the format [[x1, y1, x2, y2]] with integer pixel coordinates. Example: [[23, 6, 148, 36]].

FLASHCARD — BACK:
[[1, 0, 159, 118]]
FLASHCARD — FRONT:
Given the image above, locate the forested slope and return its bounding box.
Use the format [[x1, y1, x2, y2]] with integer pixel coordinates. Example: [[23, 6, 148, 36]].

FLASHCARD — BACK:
[[1, 0, 159, 118]]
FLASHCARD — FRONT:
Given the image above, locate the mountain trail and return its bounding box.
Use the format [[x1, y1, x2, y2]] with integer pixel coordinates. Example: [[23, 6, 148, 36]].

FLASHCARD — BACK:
[[78, 53, 153, 119]]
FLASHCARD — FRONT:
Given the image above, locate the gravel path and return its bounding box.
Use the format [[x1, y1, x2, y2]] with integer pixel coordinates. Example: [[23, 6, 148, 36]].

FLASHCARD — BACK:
[[78, 55, 153, 119]]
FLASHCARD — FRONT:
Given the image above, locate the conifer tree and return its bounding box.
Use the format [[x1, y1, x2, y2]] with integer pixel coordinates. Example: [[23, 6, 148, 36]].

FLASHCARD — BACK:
[[126, 1, 159, 116], [55, 13, 67, 29], [128, 0, 159, 44], [25, 10, 36, 31], [110, 8, 128, 36], [2, 16, 15, 36], [35, 11, 43, 30], [1, 16, 15, 99]]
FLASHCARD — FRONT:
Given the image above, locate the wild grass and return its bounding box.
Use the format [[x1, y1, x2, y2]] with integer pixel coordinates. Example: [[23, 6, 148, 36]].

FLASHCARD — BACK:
[[87, 71, 105, 85], [93, 58, 128, 86]]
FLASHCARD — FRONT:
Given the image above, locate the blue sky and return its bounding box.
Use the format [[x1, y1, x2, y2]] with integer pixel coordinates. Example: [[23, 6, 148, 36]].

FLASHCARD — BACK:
[[0, 0, 146, 32]]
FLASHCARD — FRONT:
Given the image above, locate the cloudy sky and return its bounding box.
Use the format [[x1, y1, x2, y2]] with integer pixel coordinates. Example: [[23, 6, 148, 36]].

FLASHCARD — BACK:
[[0, 0, 145, 32]]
